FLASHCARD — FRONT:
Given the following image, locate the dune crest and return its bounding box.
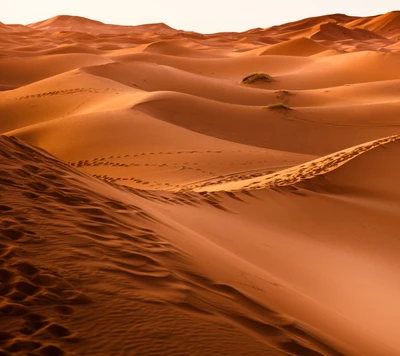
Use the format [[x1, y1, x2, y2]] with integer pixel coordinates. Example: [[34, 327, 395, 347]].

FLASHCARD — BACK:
[[349, 11, 400, 38], [28, 15, 105, 31], [191, 135, 400, 192], [259, 37, 328, 56], [311, 22, 385, 41]]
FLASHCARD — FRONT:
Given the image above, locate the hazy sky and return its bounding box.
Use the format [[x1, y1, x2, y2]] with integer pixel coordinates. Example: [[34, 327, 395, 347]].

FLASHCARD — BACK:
[[1, 0, 398, 33]]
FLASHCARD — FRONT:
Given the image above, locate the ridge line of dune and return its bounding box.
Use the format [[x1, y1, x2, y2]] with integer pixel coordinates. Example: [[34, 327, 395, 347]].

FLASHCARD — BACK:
[[190, 134, 400, 192]]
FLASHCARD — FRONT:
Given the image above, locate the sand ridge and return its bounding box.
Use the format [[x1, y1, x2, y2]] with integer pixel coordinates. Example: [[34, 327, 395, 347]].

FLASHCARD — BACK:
[[191, 135, 400, 192]]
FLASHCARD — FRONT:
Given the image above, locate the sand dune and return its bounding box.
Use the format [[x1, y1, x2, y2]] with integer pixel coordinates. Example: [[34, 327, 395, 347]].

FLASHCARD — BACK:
[[28, 15, 106, 33], [29, 15, 179, 36], [259, 37, 328, 56], [348, 11, 400, 39], [0, 53, 112, 89], [303, 137, 400, 197], [83, 61, 281, 103], [1, 11, 400, 356], [2, 133, 400, 356], [311, 22, 385, 41], [40, 44, 103, 55], [193, 135, 399, 191], [142, 41, 225, 58]]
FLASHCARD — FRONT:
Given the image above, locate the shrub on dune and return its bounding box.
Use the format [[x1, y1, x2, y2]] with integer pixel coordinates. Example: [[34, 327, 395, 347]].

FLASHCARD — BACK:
[[242, 73, 273, 84]]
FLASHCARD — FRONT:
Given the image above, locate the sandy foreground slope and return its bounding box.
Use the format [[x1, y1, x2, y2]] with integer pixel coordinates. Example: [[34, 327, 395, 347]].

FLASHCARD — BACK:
[[1, 11, 400, 356]]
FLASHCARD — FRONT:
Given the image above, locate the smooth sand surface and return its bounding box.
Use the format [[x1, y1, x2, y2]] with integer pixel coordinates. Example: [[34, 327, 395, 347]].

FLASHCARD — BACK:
[[1, 11, 400, 356]]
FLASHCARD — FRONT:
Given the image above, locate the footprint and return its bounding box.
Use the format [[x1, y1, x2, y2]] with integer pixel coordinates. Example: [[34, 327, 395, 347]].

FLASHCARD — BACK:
[[6, 339, 41, 353], [1, 229, 24, 241], [0, 268, 14, 284], [9, 290, 29, 302], [15, 281, 40, 296], [38, 345, 65, 356], [0, 331, 13, 345], [14, 262, 39, 277], [45, 324, 71, 338], [1, 303, 29, 316], [0, 219, 17, 229], [0, 283, 13, 296], [22, 164, 41, 174], [0, 246, 16, 260], [27, 182, 49, 191], [39, 173, 59, 180], [23, 313, 50, 332]]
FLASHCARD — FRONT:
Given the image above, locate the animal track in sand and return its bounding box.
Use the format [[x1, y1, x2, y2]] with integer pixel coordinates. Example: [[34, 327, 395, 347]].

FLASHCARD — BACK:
[[0, 205, 13, 212], [1, 87, 128, 102], [68, 150, 228, 185], [69, 150, 225, 168], [91, 174, 154, 185]]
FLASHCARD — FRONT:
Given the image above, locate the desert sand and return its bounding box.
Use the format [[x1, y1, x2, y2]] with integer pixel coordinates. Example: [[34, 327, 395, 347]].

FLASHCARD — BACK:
[[1, 11, 400, 356]]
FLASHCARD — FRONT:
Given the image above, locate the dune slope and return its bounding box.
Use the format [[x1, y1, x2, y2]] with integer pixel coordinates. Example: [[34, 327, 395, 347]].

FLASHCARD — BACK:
[[0, 135, 346, 356], [2, 131, 400, 356]]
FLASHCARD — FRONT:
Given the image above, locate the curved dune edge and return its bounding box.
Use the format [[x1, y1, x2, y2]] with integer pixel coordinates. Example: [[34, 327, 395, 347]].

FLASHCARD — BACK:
[[0, 134, 351, 356], [190, 134, 400, 192], [259, 37, 328, 56]]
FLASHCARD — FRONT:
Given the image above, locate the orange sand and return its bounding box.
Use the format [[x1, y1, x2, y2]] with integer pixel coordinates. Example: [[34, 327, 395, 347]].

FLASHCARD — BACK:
[[1, 11, 400, 356]]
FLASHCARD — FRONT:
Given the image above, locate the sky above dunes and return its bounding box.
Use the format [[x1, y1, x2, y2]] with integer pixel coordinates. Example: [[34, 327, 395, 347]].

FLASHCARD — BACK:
[[1, 0, 399, 33]]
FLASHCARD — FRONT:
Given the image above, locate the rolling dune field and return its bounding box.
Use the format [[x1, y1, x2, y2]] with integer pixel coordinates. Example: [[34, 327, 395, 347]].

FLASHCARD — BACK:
[[1, 12, 400, 356]]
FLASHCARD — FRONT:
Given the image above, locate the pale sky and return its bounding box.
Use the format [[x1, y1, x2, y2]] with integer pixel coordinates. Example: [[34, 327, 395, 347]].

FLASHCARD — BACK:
[[1, 0, 398, 33]]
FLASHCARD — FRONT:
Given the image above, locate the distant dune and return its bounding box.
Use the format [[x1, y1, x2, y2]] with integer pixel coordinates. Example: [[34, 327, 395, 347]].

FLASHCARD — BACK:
[[259, 37, 328, 56], [1, 11, 400, 356]]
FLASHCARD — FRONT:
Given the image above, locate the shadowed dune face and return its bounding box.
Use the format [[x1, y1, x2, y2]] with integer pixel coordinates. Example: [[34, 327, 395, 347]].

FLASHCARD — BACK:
[[1, 11, 400, 356], [0, 135, 338, 356]]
